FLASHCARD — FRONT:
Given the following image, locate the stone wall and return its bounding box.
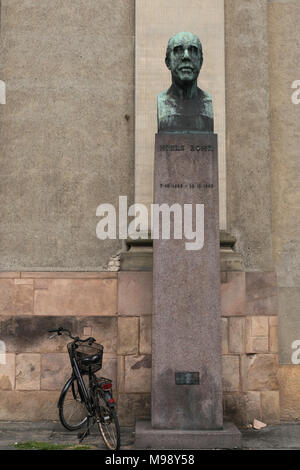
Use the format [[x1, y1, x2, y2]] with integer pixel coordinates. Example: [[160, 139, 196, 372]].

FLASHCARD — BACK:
[[117, 272, 152, 425], [0, 272, 118, 420], [1, 269, 298, 428], [222, 272, 280, 425]]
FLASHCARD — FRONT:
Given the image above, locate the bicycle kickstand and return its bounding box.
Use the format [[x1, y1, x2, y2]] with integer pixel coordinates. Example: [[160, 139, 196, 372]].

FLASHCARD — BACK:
[[77, 416, 91, 443]]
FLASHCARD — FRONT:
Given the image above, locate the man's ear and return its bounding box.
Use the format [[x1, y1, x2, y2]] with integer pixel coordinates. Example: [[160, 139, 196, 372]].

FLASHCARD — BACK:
[[165, 56, 171, 70], [200, 54, 203, 69]]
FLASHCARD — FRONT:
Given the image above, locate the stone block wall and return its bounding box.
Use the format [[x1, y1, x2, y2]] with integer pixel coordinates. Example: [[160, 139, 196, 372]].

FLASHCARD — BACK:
[[221, 271, 280, 426], [0, 272, 118, 421], [117, 273, 152, 425], [0, 269, 299, 427]]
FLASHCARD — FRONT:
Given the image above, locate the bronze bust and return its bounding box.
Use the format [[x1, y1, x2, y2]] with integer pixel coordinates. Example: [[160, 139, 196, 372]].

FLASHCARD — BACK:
[[158, 32, 214, 134]]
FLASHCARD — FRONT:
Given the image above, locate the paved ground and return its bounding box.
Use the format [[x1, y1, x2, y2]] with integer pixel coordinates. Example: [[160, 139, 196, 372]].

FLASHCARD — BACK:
[[0, 421, 135, 450], [1, 421, 300, 450], [242, 423, 300, 450]]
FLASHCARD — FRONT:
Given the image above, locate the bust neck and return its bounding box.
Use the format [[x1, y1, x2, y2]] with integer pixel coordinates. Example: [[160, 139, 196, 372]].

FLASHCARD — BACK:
[[170, 81, 198, 99]]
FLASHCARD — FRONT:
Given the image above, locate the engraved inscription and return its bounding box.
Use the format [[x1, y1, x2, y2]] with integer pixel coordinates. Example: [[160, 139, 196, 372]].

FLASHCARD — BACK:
[[160, 183, 214, 189], [159, 144, 213, 152], [190, 145, 213, 152], [160, 145, 185, 152]]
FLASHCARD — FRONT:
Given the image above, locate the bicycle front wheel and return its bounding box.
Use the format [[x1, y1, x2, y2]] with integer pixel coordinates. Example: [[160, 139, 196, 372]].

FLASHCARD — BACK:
[[95, 390, 120, 450], [59, 376, 88, 431]]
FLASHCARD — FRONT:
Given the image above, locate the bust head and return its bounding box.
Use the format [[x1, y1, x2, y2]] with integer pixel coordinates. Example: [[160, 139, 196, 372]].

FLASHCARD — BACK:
[[165, 32, 203, 89], [158, 32, 213, 133]]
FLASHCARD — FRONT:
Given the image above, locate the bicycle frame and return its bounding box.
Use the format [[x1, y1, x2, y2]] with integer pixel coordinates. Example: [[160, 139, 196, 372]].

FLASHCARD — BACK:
[[71, 355, 95, 416]]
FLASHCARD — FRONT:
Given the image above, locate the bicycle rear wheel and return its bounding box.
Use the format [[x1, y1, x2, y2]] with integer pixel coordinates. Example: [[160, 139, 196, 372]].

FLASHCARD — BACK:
[[95, 390, 120, 450], [59, 376, 88, 431]]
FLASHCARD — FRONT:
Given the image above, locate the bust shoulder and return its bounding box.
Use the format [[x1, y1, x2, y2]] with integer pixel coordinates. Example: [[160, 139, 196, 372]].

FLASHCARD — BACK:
[[157, 88, 177, 120], [158, 89, 174, 105], [197, 88, 213, 119], [198, 88, 212, 103]]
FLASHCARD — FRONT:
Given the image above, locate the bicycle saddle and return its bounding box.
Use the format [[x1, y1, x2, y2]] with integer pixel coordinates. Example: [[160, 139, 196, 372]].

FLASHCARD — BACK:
[[81, 354, 101, 366]]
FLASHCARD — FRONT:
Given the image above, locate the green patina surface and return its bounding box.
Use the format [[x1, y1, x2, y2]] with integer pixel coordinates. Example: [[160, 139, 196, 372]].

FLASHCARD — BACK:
[[158, 32, 214, 134]]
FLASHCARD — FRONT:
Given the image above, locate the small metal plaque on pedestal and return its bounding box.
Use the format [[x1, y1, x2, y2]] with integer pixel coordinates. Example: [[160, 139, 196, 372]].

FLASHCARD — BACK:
[[175, 372, 200, 385]]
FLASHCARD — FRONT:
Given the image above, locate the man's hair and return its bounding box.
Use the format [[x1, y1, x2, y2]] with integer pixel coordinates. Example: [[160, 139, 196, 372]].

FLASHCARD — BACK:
[[165, 32, 203, 68]]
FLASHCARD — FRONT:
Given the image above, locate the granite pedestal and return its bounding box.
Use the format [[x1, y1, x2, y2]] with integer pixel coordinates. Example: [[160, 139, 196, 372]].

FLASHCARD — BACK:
[[135, 420, 241, 450], [135, 133, 241, 449]]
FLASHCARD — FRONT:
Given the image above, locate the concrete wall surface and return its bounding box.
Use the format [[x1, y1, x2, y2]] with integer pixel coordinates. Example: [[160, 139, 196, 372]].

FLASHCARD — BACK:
[[225, 0, 273, 271], [0, 0, 134, 270], [268, 0, 300, 363]]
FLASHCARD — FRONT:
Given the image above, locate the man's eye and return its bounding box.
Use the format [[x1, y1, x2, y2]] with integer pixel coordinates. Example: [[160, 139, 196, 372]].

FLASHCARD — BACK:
[[189, 46, 198, 55], [174, 46, 183, 54]]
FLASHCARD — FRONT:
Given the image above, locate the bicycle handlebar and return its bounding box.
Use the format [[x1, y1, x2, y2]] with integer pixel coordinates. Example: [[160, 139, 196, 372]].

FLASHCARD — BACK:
[[47, 327, 95, 344]]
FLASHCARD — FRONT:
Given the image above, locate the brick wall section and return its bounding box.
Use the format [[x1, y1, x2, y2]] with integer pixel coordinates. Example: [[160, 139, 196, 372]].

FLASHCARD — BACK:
[[0, 270, 299, 426]]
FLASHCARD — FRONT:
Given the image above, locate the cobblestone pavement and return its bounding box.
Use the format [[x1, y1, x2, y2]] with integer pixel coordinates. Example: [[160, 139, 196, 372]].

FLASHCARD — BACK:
[[1, 421, 300, 450]]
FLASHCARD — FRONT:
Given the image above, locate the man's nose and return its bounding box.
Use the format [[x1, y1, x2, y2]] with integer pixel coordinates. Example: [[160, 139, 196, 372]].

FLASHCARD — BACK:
[[183, 48, 190, 59]]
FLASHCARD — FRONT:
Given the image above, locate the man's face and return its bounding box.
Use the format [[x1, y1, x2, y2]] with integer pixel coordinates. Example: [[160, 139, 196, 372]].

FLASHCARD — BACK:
[[166, 33, 202, 87]]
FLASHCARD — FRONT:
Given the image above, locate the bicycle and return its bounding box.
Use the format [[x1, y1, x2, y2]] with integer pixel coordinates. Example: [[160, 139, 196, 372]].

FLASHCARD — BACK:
[[48, 327, 120, 450]]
